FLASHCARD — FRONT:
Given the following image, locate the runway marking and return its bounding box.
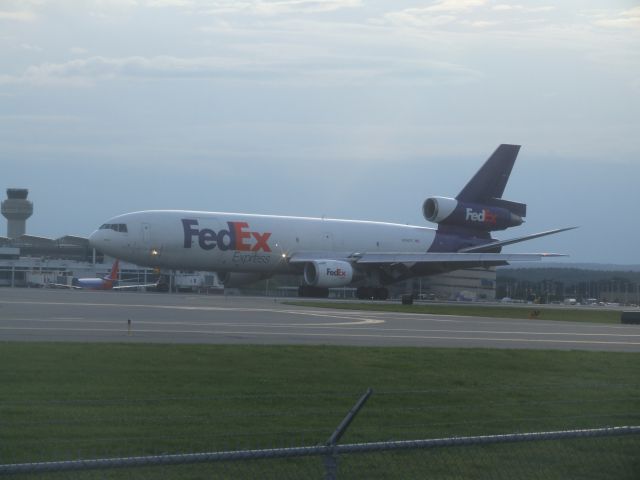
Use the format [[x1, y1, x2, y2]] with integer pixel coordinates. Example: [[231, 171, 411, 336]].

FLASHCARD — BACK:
[[0, 300, 382, 320], [1, 326, 640, 347], [348, 312, 640, 330], [4, 318, 640, 338], [3, 300, 636, 331], [2, 298, 638, 350], [4, 315, 384, 327], [0, 301, 387, 326], [2, 300, 338, 312]]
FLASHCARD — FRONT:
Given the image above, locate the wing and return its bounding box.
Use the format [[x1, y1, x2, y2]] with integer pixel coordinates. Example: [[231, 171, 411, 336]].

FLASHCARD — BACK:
[[289, 251, 564, 266], [288, 250, 565, 284], [111, 283, 160, 290], [353, 252, 565, 264], [47, 283, 82, 289], [287, 225, 573, 275]]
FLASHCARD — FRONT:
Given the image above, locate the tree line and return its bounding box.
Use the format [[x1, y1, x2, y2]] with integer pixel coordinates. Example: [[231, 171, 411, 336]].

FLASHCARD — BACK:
[[496, 268, 640, 304]]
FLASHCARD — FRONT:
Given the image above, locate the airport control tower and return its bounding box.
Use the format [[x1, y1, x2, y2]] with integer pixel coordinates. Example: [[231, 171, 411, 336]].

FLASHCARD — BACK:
[[1, 188, 33, 238]]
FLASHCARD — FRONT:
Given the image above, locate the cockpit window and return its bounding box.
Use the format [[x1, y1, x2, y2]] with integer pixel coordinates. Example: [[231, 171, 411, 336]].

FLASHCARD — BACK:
[[99, 223, 128, 233]]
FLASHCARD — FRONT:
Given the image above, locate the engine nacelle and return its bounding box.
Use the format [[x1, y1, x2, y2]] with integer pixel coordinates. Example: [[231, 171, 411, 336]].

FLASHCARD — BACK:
[[423, 196, 459, 223], [218, 272, 270, 288], [423, 196, 523, 231], [303, 260, 353, 288]]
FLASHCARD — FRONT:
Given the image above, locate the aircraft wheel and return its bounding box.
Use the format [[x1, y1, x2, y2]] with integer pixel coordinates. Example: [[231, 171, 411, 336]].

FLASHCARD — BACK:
[[356, 287, 388, 300], [356, 286, 375, 300], [374, 288, 389, 300], [298, 286, 329, 298]]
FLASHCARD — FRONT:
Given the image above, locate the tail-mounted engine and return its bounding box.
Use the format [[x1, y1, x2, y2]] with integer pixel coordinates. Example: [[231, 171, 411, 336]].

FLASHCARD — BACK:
[[423, 196, 525, 231]]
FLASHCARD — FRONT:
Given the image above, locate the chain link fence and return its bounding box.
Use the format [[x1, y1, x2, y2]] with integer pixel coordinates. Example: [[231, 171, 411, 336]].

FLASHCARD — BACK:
[[2, 381, 639, 480], [1, 426, 639, 478], [2, 346, 639, 480]]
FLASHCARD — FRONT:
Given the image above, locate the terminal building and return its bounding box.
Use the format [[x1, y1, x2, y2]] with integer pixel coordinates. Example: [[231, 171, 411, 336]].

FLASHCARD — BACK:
[[0, 188, 495, 299], [0, 188, 221, 291]]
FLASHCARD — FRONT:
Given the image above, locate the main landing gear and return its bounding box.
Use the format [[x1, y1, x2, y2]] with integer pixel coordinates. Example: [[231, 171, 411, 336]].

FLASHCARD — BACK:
[[297, 285, 389, 300], [356, 287, 389, 300], [298, 286, 329, 298]]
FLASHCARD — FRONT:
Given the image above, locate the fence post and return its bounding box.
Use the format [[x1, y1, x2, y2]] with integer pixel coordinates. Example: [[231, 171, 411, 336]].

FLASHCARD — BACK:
[[323, 388, 373, 480]]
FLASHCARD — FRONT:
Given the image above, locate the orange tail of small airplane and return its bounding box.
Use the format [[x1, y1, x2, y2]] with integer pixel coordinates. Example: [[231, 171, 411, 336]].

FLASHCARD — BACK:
[[104, 260, 120, 287], [109, 260, 120, 280]]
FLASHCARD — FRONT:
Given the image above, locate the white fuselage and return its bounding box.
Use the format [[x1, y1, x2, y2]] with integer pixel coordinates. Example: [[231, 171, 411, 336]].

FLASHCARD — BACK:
[[89, 210, 437, 274]]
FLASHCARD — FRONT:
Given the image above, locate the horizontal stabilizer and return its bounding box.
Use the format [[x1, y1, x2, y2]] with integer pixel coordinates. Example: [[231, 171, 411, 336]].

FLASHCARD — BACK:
[[458, 226, 577, 253], [485, 198, 526, 218]]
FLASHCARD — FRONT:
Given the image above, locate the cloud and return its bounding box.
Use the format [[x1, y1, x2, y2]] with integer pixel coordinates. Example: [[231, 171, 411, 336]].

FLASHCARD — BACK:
[[2, 56, 259, 86], [385, 2, 560, 30], [492, 5, 555, 13], [0, 10, 36, 21], [70, 47, 89, 55], [150, 0, 362, 15], [384, 11, 457, 29], [259, 0, 362, 14], [384, 1, 489, 30], [146, 0, 194, 6], [591, 7, 640, 29], [469, 20, 497, 28], [422, 0, 486, 13], [21, 43, 43, 52], [0, 54, 482, 87]]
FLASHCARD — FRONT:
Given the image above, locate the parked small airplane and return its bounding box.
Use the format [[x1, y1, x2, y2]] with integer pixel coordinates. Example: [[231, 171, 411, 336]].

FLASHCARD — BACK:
[[89, 144, 575, 299], [49, 260, 158, 290]]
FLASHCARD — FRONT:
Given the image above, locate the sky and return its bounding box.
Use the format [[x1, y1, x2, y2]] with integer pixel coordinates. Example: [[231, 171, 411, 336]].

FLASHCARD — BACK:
[[1, 0, 639, 264]]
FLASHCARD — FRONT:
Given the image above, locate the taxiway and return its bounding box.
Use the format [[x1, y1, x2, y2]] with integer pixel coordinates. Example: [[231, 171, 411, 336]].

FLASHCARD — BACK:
[[0, 289, 638, 351]]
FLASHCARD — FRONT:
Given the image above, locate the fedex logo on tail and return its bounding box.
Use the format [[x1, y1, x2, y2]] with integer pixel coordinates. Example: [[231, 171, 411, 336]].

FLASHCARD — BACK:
[[465, 208, 497, 225], [182, 219, 272, 252]]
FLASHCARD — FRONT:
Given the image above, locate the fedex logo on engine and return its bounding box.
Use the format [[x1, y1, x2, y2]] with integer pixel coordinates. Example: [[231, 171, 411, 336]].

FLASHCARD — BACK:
[[326, 268, 347, 277], [182, 219, 272, 252], [465, 208, 497, 225]]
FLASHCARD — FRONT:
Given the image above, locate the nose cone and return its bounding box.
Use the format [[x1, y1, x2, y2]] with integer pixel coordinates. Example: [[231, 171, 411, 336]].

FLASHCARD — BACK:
[[88, 220, 121, 257], [88, 214, 140, 264], [88, 227, 113, 256]]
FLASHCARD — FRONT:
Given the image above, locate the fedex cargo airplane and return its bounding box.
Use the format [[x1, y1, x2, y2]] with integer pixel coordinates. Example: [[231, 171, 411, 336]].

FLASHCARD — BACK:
[[89, 145, 573, 299]]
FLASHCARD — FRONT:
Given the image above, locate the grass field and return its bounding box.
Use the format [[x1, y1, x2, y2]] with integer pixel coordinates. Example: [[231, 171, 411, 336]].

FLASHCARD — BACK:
[[1, 342, 638, 478], [284, 301, 624, 323]]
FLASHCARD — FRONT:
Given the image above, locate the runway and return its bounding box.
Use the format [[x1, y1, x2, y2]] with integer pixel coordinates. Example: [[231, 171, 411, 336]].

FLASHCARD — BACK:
[[0, 289, 639, 351]]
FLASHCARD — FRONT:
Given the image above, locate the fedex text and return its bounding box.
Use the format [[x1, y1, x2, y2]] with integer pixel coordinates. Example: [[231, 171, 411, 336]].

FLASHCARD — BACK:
[[465, 208, 497, 225], [326, 268, 347, 277], [182, 219, 272, 252]]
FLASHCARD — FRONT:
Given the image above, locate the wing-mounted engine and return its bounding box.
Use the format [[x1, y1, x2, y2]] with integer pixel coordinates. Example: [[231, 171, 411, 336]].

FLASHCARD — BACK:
[[303, 260, 353, 288], [423, 196, 525, 232]]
